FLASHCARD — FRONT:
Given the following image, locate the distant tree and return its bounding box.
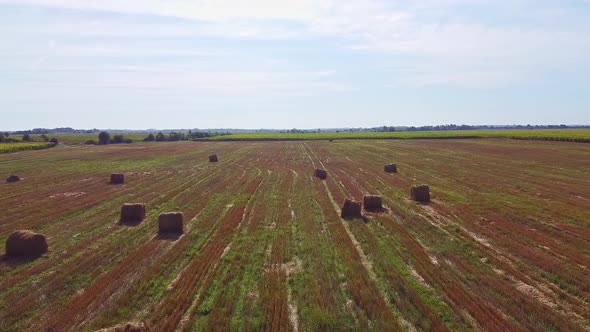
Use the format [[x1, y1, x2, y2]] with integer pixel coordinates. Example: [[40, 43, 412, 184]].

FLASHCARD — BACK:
[[111, 134, 125, 144], [22, 134, 31, 142], [49, 137, 58, 145], [188, 131, 210, 139], [114, 135, 133, 144], [144, 133, 155, 142], [40, 134, 49, 142], [168, 131, 185, 141], [155, 132, 166, 142], [98, 132, 110, 145]]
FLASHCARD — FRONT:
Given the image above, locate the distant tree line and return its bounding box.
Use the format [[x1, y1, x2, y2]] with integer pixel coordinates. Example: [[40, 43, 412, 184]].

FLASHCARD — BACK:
[[0, 132, 58, 145], [144, 131, 229, 142], [85, 132, 133, 145], [373, 124, 581, 132], [11, 127, 97, 135], [0, 132, 17, 143]]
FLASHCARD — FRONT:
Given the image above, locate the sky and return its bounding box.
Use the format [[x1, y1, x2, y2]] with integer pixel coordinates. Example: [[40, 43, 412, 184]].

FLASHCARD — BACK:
[[1, 0, 589, 130]]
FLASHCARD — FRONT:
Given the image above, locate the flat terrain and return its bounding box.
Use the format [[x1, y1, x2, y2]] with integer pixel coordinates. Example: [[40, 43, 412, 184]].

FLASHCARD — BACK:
[[0, 142, 55, 154], [2, 128, 586, 146], [202, 129, 590, 142], [1, 139, 589, 331]]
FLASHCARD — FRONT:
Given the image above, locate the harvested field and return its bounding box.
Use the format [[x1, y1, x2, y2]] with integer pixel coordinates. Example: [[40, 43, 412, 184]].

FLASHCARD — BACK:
[[0, 139, 589, 331]]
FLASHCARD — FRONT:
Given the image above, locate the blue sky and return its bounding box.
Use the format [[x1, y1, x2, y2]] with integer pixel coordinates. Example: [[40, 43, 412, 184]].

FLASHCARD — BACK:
[[1, 0, 589, 130]]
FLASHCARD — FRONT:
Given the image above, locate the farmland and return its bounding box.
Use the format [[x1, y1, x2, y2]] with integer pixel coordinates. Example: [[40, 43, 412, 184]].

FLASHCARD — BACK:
[[202, 129, 590, 142], [29, 133, 149, 145], [11, 128, 590, 146], [0, 142, 56, 154], [1, 139, 589, 331]]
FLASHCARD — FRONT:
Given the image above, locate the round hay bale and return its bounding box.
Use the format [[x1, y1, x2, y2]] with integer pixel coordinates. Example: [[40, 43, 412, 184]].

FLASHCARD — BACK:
[[341, 198, 362, 219], [209, 154, 218, 162], [363, 195, 383, 211], [6, 175, 21, 183], [120, 203, 146, 224], [314, 168, 327, 180], [410, 184, 430, 202], [5, 230, 48, 258], [110, 173, 125, 184], [384, 163, 397, 173], [158, 212, 184, 234]]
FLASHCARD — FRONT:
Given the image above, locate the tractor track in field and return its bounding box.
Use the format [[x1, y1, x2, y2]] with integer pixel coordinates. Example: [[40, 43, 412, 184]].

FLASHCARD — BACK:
[[148, 176, 264, 331], [302, 142, 402, 330]]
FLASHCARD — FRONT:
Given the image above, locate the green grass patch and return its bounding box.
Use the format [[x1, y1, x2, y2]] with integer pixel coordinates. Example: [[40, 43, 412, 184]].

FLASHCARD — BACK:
[[0, 142, 55, 153], [199, 129, 590, 142]]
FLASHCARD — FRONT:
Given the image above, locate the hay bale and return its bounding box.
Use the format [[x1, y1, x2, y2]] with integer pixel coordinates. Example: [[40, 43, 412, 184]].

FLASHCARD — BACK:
[[341, 198, 362, 218], [209, 154, 218, 162], [158, 212, 184, 234], [120, 203, 146, 224], [410, 184, 430, 202], [110, 173, 125, 184], [314, 168, 327, 180], [363, 195, 383, 211], [5, 230, 48, 258], [6, 175, 21, 183], [96, 322, 147, 332], [384, 163, 397, 173]]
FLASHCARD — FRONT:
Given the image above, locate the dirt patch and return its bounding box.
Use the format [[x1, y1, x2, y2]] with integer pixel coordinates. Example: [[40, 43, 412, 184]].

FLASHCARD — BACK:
[[49, 192, 86, 199], [409, 265, 431, 289], [264, 257, 302, 276], [287, 288, 299, 332], [516, 281, 556, 308]]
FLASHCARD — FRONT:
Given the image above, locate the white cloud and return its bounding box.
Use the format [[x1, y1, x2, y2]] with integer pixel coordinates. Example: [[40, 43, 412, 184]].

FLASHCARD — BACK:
[[0, 0, 328, 21], [1, 0, 589, 88], [16, 62, 351, 97]]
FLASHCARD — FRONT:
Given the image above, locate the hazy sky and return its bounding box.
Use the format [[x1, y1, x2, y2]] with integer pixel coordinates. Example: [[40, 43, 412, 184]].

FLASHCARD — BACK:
[[1, 0, 589, 130]]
